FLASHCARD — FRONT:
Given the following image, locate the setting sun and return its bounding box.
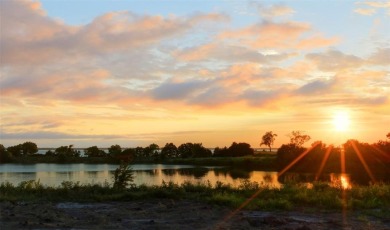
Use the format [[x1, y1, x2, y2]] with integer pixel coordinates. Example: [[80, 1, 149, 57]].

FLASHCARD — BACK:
[[333, 111, 351, 132]]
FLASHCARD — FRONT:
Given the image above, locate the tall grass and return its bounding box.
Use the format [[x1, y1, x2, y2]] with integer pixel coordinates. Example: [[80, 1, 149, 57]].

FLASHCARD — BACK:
[[1, 180, 389, 213]]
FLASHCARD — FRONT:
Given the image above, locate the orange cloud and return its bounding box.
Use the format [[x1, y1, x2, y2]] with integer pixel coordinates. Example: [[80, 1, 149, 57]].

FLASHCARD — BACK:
[[218, 21, 338, 50]]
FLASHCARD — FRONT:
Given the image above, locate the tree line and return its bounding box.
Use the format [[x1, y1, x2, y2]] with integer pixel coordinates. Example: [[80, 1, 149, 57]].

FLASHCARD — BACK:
[[1, 131, 389, 181], [0, 141, 256, 163]]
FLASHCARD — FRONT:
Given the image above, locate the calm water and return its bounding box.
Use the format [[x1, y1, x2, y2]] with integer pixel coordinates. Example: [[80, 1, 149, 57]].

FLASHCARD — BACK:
[[0, 164, 282, 188]]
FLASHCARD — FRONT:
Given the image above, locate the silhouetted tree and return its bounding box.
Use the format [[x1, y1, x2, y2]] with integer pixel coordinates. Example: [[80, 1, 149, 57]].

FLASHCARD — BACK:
[[85, 146, 106, 157], [289, 131, 311, 147], [276, 143, 306, 170], [108, 144, 122, 156], [178, 143, 194, 158], [161, 143, 179, 158], [228, 142, 254, 157], [192, 143, 212, 158], [45, 150, 55, 156], [55, 145, 79, 157], [213, 142, 254, 157], [134, 147, 144, 158], [21, 141, 38, 155], [178, 143, 211, 158], [143, 143, 159, 158], [213, 147, 228, 157], [118, 148, 135, 162], [260, 131, 277, 152], [113, 161, 134, 189], [387, 132, 390, 140], [7, 144, 22, 157], [0, 144, 13, 163]]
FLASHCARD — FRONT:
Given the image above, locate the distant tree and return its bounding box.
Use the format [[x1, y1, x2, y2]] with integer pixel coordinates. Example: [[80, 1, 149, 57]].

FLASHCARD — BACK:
[[118, 148, 135, 162], [276, 143, 306, 170], [387, 132, 390, 140], [134, 147, 144, 158], [21, 141, 38, 155], [260, 131, 277, 152], [161, 143, 179, 158], [143, 143, 159, 158], [178, 143, 194, 158], [7, 144, 22, 157], [108, 144, 122, 156], [289, 131, 311, 147], [213, 146, 229, 157], [0, 144, 5, 155], [192, 143, 212, 158], [45, 150, 55, 156], [84, 146, 106, 157], [55, 145, 78, 157], [0, 144, 13, 163], [228, 142, 254, 157]]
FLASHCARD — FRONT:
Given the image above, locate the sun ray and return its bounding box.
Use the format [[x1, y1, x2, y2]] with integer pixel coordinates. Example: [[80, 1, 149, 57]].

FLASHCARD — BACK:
[[350, 140, 376, 183], [217, 189, 263, 226], [315, 145, 333, 180], [340, 145, 346, 175], [370, 145, 390, 162], [278, 142, 320, 177]]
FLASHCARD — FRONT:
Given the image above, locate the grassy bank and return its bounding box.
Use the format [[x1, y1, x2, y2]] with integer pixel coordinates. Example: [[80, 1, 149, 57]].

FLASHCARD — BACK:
[[1, 180, 389, 214]]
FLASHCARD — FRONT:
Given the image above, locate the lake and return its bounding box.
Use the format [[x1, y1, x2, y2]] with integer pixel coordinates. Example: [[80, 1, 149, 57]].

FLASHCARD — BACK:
[[0, 164, 283, 188]]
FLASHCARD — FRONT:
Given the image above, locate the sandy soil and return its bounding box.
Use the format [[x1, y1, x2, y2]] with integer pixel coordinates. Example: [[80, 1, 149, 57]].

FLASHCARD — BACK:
[[1, 200, 389, 229]]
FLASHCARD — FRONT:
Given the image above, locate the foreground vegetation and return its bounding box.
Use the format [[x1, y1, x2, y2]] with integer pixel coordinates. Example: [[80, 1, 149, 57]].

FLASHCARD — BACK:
[[1, 180, 389, 214]]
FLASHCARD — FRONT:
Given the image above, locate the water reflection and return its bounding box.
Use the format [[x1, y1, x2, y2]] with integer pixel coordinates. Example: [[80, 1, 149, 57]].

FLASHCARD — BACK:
[[0, 163, 282, 188], [0, 163, 363, 189], [279, 172, 353, 189]]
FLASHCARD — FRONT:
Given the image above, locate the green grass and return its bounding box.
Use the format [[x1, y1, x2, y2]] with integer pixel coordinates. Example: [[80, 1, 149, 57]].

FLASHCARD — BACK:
[[1, 180, 389, 214]]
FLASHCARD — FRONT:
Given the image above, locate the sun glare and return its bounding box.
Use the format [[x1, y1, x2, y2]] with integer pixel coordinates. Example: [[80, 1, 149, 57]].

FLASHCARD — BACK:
[[332, 111, 351, 132]]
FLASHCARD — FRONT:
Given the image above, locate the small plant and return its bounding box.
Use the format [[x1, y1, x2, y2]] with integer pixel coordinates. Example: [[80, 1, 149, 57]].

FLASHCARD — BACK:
[[113, 161, 134, 189]]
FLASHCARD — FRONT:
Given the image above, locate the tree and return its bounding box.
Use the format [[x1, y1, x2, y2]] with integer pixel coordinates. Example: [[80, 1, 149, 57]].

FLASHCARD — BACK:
[[0, 144, 13, 163], [113, 161, 134, 189], [55, 145, 78, 157], [192, 143, 212, 158], [387, 132, 390, 140], [161, 143, 179, 158], [178, 143, 194, 158], [21, 141, 38, 155], [7, 144, 22, 157], [108, 144, 122, 156], [228, 142, 254, 157], [289, 131, 311, 147], [260, 131, 277, 152], [84, 146, 106, 157], [143, 143, 159, 158]]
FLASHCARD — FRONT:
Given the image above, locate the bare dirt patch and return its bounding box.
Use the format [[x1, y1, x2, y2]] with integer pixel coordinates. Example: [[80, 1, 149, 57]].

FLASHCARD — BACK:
[[1, 200, 389, 229]]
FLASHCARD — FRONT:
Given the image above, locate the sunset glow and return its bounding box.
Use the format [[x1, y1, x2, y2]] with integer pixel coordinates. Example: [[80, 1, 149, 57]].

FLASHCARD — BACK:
[[1, 0, 389, 148], [333, 111, 351, 132]]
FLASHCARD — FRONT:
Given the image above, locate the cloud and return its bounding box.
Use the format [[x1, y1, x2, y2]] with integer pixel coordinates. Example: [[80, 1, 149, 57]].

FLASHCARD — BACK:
[[368, 47, 390, 65], [295, 79, 336, 95], [306, 50, 364, 71], [0, 0, 228, 66], [218, 21, 338, 50], [354, 1, 390, 15], [0, 131, 125, 140], [152, 80, 209, 100], [354, 8, 377, 15], [174, 42, 292, 63], [252, 3, 295, 18], [240, 89, 283, 106]]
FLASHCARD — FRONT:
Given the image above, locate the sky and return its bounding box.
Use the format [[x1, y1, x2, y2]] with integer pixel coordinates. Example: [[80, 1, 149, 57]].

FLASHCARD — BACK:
[[0, 0, 389, 148]]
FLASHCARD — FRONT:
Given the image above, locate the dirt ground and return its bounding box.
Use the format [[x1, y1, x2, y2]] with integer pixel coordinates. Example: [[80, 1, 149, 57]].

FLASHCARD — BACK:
[[1, 200, 389, 230]]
